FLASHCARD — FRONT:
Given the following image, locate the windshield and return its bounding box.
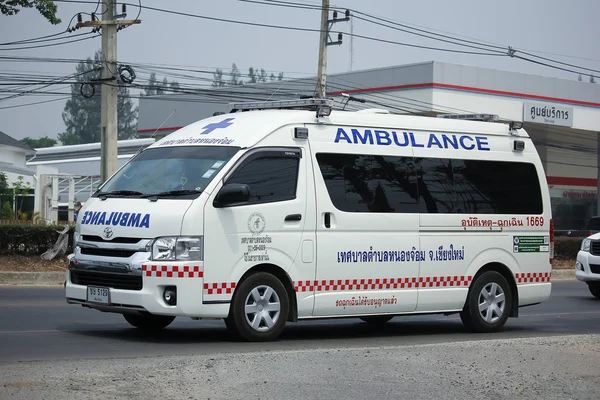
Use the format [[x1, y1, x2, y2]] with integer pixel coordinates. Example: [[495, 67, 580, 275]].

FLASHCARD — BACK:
[[96, 146, 240, 198]]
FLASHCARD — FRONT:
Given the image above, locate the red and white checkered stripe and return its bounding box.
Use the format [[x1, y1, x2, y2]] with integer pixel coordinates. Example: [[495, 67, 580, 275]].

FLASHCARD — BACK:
[[515, 272, 551, 283], [294, 276, 472, 292], [203, 282, 237, 295], [142, 265, 203, 278]]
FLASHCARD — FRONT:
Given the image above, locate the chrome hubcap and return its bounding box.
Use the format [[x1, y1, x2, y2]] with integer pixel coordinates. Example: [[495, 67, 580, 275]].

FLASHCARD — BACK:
[[478, 282, 505, 323], [244, 285, 280, 332]]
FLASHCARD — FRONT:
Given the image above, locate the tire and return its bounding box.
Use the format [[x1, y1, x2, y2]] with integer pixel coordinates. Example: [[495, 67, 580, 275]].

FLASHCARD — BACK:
[[460, 271, 512, 333], [359, 315, 393, 325], [228, 272, 289, 342], [588, 282, 600, 299], [123, 312, 175, 330]]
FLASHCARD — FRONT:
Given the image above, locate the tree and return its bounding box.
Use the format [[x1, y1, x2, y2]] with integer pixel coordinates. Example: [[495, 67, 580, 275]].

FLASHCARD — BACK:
[[142, 73, 180, 96], [0, 202, 13, 220], [20, 136, 56, 149], [211, 63, 284, 87], [57, 131, 81, 146], [212, 69, 226, 87], [12, 175, 32, 218], [62, 50, 138, 144], [0, 172, 13, 220], [0, 0, 60, 24], [229, 63, 242, 86]]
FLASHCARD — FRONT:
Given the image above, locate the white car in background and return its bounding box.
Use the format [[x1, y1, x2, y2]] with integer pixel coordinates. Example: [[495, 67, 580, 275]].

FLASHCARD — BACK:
[[576, 235, 600, 299]]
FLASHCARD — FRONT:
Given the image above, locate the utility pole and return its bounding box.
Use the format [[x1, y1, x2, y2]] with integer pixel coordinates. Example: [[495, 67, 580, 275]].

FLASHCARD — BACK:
[[315, 0, 329, 99], [100, 0, 117, 183], [315, 1, 350, 98], [76, 2, 141, 183]]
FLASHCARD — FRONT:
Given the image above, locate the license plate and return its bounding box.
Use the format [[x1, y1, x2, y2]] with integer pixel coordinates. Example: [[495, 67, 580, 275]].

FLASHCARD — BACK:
[[87, 286, 110, 304]]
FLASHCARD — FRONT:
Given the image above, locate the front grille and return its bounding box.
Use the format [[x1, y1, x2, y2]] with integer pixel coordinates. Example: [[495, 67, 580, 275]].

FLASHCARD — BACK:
[[590, 264, 600, 274], [70, 270, 142, 290], [590, 241, 600, 256], [80, 247, 137, 258], [82, 235, 141, 244]]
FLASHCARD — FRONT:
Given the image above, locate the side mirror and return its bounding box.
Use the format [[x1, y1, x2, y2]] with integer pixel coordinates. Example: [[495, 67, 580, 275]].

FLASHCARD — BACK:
[[213, 183, 251, 208]]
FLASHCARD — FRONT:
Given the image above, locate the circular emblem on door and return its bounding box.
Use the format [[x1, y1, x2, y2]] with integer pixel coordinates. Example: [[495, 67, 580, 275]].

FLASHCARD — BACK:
[[103, 227, 114, 239], [248, 213, 266, 235]]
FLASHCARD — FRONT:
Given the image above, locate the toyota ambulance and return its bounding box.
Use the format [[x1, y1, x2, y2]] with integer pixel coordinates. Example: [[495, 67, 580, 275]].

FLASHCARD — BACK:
[[65, 98, 553, 341]]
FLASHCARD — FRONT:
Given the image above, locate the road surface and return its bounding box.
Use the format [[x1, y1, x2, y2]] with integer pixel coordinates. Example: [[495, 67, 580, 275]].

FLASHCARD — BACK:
[[1, 281, 599, 399]]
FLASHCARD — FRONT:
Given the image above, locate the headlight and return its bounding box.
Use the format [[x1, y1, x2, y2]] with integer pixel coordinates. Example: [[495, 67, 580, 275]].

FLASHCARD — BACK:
[[581, 238, 592, 252], [150, 236, 203, 261], [73, 231, 80, 250]]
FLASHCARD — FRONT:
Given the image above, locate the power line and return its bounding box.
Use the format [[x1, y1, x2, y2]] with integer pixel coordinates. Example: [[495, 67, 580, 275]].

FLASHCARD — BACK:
[[115, 2, 506, 56], [0, 33, 100, 51], [0, 96, 70, 110], [248, 0, 599, 77]]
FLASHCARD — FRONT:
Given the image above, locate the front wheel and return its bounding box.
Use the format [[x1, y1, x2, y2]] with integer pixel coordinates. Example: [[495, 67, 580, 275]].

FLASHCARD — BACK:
[[227, 272, 289, 342], [460, 271, 512, 333], [123, 312, 175, 330], [588, 282, 600, 299]]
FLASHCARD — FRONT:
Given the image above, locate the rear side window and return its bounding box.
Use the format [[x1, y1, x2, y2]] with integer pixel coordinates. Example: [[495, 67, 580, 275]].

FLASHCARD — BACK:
[[451, 159, 542, 214], [227, 154, 299, 204], [316, 152, 543, 215]]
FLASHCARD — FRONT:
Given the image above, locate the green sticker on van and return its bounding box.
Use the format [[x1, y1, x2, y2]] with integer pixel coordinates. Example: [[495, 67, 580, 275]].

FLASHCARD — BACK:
[[513, 236, 549, 253]]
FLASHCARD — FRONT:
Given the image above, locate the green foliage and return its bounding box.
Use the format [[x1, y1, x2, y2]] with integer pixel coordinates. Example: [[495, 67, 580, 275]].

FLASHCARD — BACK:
[[212, 63, 284, 87], [554, 236, 583, 259], [11, 175, 32, 215], [62, 50, 138, 144], [142, 73, 180, 96], [1, 202, 13, 220], [0, 0, 60, 24], [0, 224, 74, 255], [0, 172, 8, 193], [19, 136, 57, 148], [57, 130, 81, 146]]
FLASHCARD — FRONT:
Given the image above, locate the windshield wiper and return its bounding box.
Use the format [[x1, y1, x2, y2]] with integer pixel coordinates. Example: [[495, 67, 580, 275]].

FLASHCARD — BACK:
[[96, 190, 143, 199], [141, 189, 202, 200]]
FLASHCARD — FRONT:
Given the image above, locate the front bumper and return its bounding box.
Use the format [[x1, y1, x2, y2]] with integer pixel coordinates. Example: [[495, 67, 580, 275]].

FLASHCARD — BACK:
[[575, 251, 600, 282], [65, 257, 229, 318]]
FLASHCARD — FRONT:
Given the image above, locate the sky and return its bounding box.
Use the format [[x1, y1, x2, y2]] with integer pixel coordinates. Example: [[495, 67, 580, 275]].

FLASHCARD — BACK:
[[0, 0, 598, 141]]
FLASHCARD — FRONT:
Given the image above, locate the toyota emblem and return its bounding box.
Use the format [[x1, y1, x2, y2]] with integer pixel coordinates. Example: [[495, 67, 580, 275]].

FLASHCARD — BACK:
[[103, 227, 113, 239]]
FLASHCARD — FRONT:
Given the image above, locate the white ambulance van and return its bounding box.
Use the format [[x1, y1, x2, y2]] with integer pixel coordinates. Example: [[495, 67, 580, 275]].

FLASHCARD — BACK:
[[65, 98, 553, 341]]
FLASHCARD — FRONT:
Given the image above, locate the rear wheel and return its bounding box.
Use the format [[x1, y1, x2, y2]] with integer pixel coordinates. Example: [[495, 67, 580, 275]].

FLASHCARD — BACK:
[[460, 271, 511, 333], [588, 282, 600, 299], [359, 315, 393, 325], [123, 312, 175, 330], [227, 272, 289, 342]]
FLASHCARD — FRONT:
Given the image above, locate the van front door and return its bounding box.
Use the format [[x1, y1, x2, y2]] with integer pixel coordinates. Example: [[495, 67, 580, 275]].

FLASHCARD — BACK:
[[203, 147, 312, 311]]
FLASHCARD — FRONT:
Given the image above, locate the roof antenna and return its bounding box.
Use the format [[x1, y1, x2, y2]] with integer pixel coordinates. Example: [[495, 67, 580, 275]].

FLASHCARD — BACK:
[[134, 109, 176, 155], [266, 78, 290, 101]]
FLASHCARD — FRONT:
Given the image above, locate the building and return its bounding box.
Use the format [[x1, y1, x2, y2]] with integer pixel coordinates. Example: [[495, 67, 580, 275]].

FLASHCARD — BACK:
[[0, 130, 41, 218], [0, 130, 36, 187], [136, 61, 600, 233]]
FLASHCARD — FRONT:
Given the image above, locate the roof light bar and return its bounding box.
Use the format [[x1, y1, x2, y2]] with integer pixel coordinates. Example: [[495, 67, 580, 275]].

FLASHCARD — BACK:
[[436, 113, 499, 122], [229, 98, 334, 112]]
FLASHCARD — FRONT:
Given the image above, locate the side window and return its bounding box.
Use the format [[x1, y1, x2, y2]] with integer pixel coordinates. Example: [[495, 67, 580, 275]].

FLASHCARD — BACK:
[[453, 159, 542, 214], [415, 158, 455, 213], [227, 153, 299, 204], [316, 153, 419, 213]]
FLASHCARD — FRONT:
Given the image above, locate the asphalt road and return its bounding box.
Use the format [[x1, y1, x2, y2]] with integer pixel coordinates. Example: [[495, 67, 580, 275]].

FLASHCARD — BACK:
[[0, 280, 599, 363]]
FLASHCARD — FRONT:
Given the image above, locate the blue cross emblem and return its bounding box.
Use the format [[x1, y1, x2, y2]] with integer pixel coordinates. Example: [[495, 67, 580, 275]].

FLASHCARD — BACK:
[[200, 118, 234, 135]]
